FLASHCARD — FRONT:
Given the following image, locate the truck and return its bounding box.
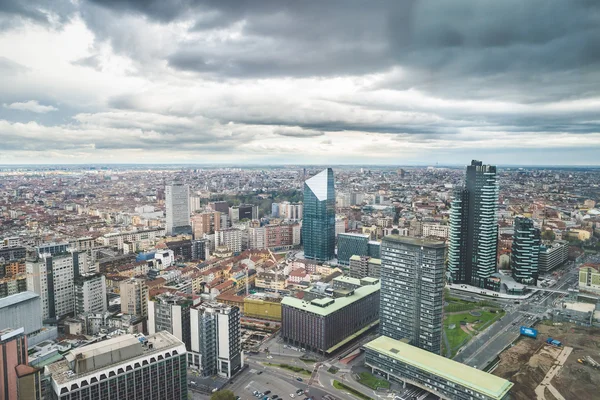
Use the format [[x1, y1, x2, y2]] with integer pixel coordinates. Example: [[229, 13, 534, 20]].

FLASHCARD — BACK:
[[546, 338, 562, 347]]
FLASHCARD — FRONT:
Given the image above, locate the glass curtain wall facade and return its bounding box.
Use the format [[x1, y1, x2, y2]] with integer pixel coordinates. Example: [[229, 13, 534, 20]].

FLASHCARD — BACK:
[[511, 217, 540, 284], [337, 233, 369, 266], [302, 168, 335, 261]]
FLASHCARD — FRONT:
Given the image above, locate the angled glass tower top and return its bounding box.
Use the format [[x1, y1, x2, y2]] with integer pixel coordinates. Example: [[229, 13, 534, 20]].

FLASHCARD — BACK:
[[302, 168, 335, 261]]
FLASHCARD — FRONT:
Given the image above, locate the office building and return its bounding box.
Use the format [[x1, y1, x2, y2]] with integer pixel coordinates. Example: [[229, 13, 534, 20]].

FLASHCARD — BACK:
[[244, 294, 283, 321], [337, 233, 369, 266], [166, 239, 193, 261], [47, 331, 187, 400], [209, 201, 229, 214], [422, 223, 450, 239], [276, 202, 303, 220], [302, 168, 335, 261], [189, 302, 242, 377], [349, 255, 381, 279], [216, 228, 242, 254], [1, 327, 43, 400], [538, 241, 569, 273], [0, 246, 26, 264], [364, 336, 512, 400], [281, 277, 380, 354], [511, 217, 541, 284], [191, 211, 221, 237], [380, 236, 445, 354], [191, 239, 210, 261], [26, 252, 78, 320], [120, 279, 149, 317], [448, 160, 499, 289], [166, 183, 191, 235], [579, 263, 600, 295], [0, 292, 43, 336], [148, 293, 193, 350], [74, 274, 107, 315], [0, 274, 27, 299], [229, 204, 258, 224]]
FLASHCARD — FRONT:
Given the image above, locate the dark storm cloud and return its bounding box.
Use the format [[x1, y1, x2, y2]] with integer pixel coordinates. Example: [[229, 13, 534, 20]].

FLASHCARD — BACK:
[[0, 0, 74, 29]]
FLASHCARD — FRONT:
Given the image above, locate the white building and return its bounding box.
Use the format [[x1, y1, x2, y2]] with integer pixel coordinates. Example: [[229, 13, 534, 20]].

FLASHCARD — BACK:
[[74, 273, 107, 315], [422, 223, 450, 239], [216, 228, 242, 253], [277, 202, 303, 221], [27, 252, 77, 320], [189, 302, 242, 378], [166, 183, 191, 235], [335, 218, 346, 236], [154, 249, 175, 269], [120, 279, 148, 318], [245, 227, 266, 250]]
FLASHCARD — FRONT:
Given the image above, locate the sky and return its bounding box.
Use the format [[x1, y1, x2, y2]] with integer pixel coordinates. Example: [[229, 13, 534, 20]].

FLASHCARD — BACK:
[[0, 0, 599, 165]]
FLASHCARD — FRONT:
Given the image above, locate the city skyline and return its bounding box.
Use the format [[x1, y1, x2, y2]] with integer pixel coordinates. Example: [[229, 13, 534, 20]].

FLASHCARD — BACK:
[[1, 1, 600, 165]]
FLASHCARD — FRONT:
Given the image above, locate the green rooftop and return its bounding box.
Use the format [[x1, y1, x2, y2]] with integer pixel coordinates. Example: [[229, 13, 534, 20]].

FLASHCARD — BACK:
[[282, 282, 380, 316], [364, 336, 513, 400], [332, 275, 362, 286]]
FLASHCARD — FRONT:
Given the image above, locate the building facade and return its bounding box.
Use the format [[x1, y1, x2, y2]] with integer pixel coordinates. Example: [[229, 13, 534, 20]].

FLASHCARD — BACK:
[[337, 233, 369, 266], [448, 160, 499, 289], [380, 236, 445, 354], [1, 327, 43, 400], [538, 241, 569, 273], [189, 303, 242, 377], [511, 217, 541, 284], [166, 183, 191, 235], [74, 274, 107, 315], [302, 168, 336, 261], [148, 293, 193, 351], [579, 263, 600, 294], [216, 228, 242, 254], [47, 332, 187, 400], [191, 211, 221, 238], [348, 255, 381, 279], [281, 278, 380, 354], [0, 292, 43, 336], [120, 279, 149, 317]]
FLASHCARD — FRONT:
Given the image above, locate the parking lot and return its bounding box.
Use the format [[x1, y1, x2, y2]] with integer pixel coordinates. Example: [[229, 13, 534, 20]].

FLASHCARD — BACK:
[[232, 368, 312, 400]]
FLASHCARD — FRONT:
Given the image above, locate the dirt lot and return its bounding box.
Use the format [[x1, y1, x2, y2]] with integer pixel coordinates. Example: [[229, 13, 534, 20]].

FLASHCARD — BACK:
[[493, 323, 600, 400]]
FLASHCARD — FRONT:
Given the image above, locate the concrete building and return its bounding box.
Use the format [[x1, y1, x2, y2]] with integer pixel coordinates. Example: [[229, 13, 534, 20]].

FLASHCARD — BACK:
[[0, 292, 43, 336], [74, 274, 107, 315], [337, 233, 369, 266], [538, 240, 569, 273], [229, 204, 258, 225], [0, 275, 27, 299], [448, 160, 499, 289], [216, 228, 242, 254], [349, 255, 381, 279], [380, 235, 445, 354], [166, 183, 191, 235], [47, 331, 187, 400], [191, 239, 210, 261], [302, 168, 335, 261], [148, 293, 194, 351], [209, 201, 229, 214], [120, 279, 149, 317], [189, 302, 242, 377], [511, 217, 540, 284], [191, 211, 221, 238], [579, 263, 600, 295], [243, 294, 282, 321], [281, 278, 380, 354], [1, 327, 43, 400], [26, 252, 78, 320], [422, 223, 450, 239], [365, 336, 512, 400], [276, 202, 303, 220]]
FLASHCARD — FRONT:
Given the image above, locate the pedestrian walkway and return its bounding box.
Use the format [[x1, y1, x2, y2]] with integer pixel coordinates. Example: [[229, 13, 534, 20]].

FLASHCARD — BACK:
[[534, 346, 573, 400]]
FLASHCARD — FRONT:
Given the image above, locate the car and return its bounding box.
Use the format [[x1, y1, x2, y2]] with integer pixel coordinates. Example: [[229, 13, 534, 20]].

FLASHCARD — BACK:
[[254, 391, 259, 396], [296, 389, 304, 394], [271, 396, 278, 400], [265, 391, 271, 395], [296, 378, 303, 382], [257, 371, 263, 375], [190, 381, 196, 386], [290, 394, 295, 398]]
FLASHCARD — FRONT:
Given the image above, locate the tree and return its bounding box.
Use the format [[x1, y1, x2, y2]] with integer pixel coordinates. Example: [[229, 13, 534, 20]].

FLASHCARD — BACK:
[[541, 230, 555, 241], [211, 390, 236, 400]]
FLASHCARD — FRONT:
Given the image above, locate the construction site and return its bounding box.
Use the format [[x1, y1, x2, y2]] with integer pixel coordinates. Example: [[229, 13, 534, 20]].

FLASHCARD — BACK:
[[493, 322, 600, 400]]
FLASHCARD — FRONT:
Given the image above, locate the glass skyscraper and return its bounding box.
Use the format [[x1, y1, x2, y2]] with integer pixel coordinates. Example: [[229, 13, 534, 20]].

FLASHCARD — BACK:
[[448, 160, 499, 289], [302, 168, 335, 261], [511, 216, 540, 284]]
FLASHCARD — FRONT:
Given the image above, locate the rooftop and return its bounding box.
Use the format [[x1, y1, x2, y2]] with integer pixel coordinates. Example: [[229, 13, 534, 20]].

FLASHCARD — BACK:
[[338, 232, 370, 238], [364, 336, 513, 400], [282, 281, 380, 316], [305, 168, 332, 201], [0, 291, 39, 309], [383, 235, 446, 248]]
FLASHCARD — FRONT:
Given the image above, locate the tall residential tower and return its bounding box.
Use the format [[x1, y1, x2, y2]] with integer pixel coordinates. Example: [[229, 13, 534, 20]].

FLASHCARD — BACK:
[[511, 217, 541, 284], [448, 160, 499, 289], [166, 183, 191, 235], [302, 168, 335, 261]]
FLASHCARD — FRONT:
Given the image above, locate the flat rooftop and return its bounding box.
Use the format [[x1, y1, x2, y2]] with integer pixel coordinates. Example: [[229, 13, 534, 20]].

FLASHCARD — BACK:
[[332, 276, 362, 286], [365, 336, 513, 400], [282, 282, 380, 316], [383, 235, 446, 248], [0, 291, 39, 309], [49, 332, 184, 385]]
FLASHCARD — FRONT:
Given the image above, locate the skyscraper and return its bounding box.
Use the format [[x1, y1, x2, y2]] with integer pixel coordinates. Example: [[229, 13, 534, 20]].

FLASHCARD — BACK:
[[448, 160, 499, 289], [166, 183, 191, 235], [511, 217, 541, 284], [302, 168, 335, 261], [379, 235, 445, 354]]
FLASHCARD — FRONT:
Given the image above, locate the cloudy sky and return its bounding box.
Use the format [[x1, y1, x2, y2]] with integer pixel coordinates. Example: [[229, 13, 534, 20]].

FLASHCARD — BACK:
[[1, 0, 599, 165]]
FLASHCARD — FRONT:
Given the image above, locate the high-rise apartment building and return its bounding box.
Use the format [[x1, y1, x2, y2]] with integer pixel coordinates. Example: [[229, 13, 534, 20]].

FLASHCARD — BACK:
[[379, 236, 445, 354], [1, 327, 43, 400], [120, 279, 149, 317], [165, 183, 191, 235], [47, 332, 187, 400], [302, 168, 335, 261], [191, 211, 221, 238], [209, 201, 229, 214], [74, 273, 107, 315], [189, 302, 242, 377], [448, 160, 499, 289], [26, 252, 79, 320], [148, 293, 193, 350], [511, 217, 541, 284], [349, 255, 382, 279], [0, 292, 43, 336], [216, 228, 242, 253]]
